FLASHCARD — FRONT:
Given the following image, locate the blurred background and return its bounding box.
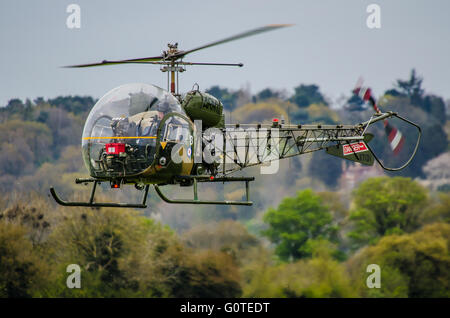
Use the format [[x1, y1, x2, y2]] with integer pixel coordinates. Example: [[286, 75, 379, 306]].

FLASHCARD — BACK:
[[0, 0, 449, 297]]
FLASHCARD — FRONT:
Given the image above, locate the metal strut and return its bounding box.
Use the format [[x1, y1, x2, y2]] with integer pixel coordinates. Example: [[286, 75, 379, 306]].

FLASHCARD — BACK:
[[50, 182, 150, 208]]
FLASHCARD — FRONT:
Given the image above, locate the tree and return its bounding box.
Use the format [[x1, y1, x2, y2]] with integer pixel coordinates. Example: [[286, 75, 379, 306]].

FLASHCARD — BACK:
[[0, 222, 45, 297], [0, 203, 52, 246], [242, 240, 355, 297], [206, 86, 239, 111], [345, 93, 366, 112], [166, 250, 242, 298], [309, 150, 343, 188], [254, 88, 281, 102], [373, 95, 447, 178], [47, 96, 95, 115], [262, 189, 337, 261], [348, 177, 428, 250], [396, 69, 424, 105], [423, 95, 447, 125], [422, 192, 450, 224], [182, 220, 260, 263], [306, 103, 339, 124], [47, 208, 147, 296], [385, 69, 424, 106], [0, 120, 53, 173], [290, 84, 328, 108], [347, 223, 450, 297], [46, 207, 243, 297], [231, 102, 288, 124]]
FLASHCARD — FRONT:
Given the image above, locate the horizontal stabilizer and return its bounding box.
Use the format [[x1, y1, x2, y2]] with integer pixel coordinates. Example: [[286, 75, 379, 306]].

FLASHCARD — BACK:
[[325, 134, 374, 166]]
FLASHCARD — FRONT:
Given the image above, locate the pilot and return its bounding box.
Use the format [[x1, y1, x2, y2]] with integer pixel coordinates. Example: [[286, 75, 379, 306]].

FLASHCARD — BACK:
[[156, 100, 170, 120], [111, 117, 136, 138]]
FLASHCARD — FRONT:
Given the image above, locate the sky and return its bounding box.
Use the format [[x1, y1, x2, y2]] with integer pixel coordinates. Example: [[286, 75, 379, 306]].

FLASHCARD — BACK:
[[1, 0, 449, 107]]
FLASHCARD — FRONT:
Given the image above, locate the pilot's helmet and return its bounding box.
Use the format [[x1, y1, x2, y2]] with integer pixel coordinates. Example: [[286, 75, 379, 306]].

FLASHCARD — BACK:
[[157, 100, 170, 113]]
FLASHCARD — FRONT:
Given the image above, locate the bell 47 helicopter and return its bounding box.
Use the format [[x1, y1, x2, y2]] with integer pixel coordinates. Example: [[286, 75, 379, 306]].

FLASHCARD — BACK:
[[50, 24, 421, 209]]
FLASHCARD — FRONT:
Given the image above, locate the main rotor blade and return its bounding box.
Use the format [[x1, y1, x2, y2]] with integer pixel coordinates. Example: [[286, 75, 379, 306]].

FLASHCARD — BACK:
[[172, 24, 293, 59], [63, 55, 164, 68], [181, 62, 243, 67]]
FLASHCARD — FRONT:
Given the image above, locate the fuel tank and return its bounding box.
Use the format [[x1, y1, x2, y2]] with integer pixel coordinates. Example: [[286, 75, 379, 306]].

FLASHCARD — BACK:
[[182, 90, 224, 128]]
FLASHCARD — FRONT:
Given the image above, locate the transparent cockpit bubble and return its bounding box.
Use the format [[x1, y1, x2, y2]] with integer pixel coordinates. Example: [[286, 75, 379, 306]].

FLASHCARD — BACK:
[[81, 83, 185, 177], [365, 114, 420, 171]]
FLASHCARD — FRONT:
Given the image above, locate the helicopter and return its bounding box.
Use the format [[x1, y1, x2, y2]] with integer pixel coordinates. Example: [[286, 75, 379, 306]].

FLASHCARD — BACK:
[[50, 24, 421, 209]]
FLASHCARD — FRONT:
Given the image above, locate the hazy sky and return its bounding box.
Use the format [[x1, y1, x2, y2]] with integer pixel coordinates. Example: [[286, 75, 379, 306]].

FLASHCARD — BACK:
[[1, 0, 449, 106]]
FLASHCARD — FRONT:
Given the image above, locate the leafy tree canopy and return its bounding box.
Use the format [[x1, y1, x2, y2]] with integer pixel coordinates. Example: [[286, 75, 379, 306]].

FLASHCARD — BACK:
[[290, 84, 328, 108], [347, 223, 450, 298], [348, 177, 428, 250], [262, 189, 337, 261]]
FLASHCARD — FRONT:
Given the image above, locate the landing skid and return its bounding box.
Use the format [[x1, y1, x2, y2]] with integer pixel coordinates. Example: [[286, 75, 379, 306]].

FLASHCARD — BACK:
[[154, 176, 254, 205], [50, 176, 254, 208], [50, 180, 150, 208]]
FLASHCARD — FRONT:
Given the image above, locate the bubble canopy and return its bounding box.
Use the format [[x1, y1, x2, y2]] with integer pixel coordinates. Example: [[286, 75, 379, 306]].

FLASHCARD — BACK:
[[82, 83, 184, 178]]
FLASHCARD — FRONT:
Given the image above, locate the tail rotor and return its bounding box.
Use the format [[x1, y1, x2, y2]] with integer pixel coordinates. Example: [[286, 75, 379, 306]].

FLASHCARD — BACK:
[[353, 79, 406, 155]]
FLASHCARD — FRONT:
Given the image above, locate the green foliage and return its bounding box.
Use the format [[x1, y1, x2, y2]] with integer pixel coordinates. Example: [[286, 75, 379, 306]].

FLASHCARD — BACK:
[[345, 93, 365, 112], [0, 80, 449, 298], [242, 241, 356, 297], [290, 84, 328, 108], [262, 189, 337, 261], [0, 222, 47, 297], [392, 69, 424, 106], [254, 88, 281, 102], [422, 192, 450, 223], [348, 177, 428, 250], [46, 96, 95, 116], [165, 250, 242, 298], [206, 86, 239, 111], [182, 220, 260, 263], [363, 95, 447, 178], [383, 69, 446, 125], [231, 101, 289, 124], [309, 150, 343, 188], [343, 70, 447, 179], [422, 95, 447, 125], [305, 103, 339, 124], [0, 201, 243, 298], [347, 223, 450, 297], [0, 120, 53, 175]]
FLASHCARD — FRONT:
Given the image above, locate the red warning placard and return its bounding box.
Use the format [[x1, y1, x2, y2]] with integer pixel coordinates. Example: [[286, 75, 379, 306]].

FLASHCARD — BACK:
[[343, 142, 368, 156]]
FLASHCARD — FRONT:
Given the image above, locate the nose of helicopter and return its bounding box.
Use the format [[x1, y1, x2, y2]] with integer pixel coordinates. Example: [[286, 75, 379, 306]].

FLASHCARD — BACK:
[[81, 83, 184, 178]]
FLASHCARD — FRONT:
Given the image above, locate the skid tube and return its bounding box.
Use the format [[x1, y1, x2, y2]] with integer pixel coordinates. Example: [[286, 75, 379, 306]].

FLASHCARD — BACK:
[[50, 180, 150, 208], [154, 176, 254, 205]]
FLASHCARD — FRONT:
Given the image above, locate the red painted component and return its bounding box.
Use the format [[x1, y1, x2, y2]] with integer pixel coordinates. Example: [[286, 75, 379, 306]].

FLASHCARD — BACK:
[[105, 143, 125, 155], [210, 176, 214, 180], [342, 142, 368, 156], [272, 118, 279, 123]]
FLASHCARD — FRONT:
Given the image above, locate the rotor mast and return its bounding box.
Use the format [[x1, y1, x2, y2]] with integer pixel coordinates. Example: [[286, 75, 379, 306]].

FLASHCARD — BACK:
[[161, 43, 185, 98]]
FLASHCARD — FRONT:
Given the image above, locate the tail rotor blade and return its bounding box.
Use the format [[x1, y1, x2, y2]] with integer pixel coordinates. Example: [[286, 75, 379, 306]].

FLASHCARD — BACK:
[[384, 120, 405, 155], [352, 80, 406, 155]]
